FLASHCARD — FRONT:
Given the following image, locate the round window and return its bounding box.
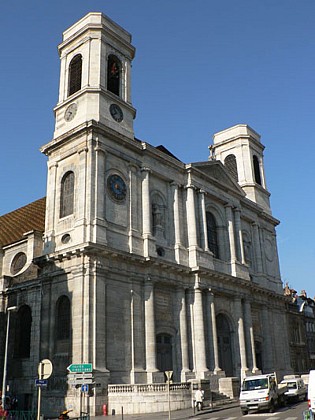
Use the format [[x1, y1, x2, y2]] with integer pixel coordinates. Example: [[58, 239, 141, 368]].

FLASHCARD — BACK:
[[11, 252, 27, 275]]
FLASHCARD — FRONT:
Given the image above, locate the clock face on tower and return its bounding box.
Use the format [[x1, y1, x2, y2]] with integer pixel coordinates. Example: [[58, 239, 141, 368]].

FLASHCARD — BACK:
[[64, 103, 77, 121], [107, 174, 127, 201], [109, 103, 123, 122]]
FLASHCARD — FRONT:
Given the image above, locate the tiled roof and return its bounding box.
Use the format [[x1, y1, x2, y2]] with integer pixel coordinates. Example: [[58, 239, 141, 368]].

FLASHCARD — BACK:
[[0, 198, 46, 247]]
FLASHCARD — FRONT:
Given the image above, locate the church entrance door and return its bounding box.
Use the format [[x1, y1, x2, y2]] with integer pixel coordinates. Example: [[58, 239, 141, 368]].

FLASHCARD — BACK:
[[216, 314, 234, 377], [156, 333, 173, 372]]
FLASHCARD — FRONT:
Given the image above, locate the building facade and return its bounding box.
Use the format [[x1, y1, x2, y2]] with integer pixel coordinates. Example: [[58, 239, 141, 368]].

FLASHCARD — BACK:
[[0, 12, 292, 415]]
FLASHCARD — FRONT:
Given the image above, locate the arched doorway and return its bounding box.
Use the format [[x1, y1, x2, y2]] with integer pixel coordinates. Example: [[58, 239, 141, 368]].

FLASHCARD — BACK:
[[156, 333, 173, 372], [216, 313, 234, 377]]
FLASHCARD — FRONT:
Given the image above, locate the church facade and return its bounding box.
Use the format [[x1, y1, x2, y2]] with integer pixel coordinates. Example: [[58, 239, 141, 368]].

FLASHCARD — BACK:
[[0, 12, 292, 415]]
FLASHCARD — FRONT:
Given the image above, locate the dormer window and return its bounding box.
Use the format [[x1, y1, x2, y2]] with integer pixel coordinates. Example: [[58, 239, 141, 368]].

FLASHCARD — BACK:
[[68, 54, 82, 96], [107, 55, 121, 96]]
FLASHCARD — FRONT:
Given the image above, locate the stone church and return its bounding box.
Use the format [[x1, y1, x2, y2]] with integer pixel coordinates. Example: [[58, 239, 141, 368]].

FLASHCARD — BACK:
[[0, 12, 292, 415]]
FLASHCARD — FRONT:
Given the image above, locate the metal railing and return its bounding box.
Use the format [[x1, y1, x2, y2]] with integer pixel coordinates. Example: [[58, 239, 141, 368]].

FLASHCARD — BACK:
[[6, 411, 37, 420]]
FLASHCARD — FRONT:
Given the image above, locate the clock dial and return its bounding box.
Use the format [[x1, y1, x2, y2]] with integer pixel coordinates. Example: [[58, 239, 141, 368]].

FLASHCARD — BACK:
[[109, 103, 123, 122], [107, 174, 127, 201], [64, 103, 77, 121]]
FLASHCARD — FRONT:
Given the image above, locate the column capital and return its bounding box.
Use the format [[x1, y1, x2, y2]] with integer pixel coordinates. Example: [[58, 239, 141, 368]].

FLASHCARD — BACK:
[[207, 289, 214, 301], [170, 181, 182, 188], [141, 166, 151, 174], [48, 162, 58, 170], [184, 183, 197, 191], [78, 146, 88, 155], [94, 138, 107, 154], [224, 202, 233, 209], [128, 163, 139, 173]]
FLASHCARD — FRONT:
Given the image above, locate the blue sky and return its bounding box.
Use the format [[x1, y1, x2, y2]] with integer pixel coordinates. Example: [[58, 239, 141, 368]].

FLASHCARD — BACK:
[[1, 0, 314, 298]]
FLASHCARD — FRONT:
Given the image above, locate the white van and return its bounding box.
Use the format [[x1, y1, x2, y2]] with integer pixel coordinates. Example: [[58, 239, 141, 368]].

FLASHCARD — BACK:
[[280, 377, 307, 402], [308, 370, 315, 414]]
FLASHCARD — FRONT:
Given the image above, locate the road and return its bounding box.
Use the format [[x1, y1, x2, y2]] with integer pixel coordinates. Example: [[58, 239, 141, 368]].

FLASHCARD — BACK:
[[195, 401, 308, 420], [92, 400, 309, 419]]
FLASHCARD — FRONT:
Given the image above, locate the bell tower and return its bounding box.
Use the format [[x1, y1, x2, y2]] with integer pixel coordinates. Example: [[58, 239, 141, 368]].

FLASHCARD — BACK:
[[41, 12, 136, 254], [53, 12, 136, 140], [211, 124, 271, 214]]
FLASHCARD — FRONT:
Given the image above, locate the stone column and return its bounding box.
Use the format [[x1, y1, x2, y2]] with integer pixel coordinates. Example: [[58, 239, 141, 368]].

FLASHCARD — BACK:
[[225, 204, 237, 262], [234, 208, 245, 264], [171, 182, 182, 248], [144, 278, 157, 381], [252, 222, 263, 273], [193, 280, 208, 377], [207, 290, 221, 373], [93, 141, 107, 244], [128, 164, 139, 253], [234, 297, 248, 378], [77, 146, 89, 243], [186, 185, 198, 248], [199, 190, 209, 251], [186, 178, 199, 268], [243, 300, 259, 373], [43, 162, 58, 254], [176, 287, 190, 381], [141, 168, 151, 258]]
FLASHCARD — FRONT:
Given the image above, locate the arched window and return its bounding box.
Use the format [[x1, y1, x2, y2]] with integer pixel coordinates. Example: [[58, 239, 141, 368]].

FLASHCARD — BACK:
[[68, 55, 82, 96], [224, 154, 238, 181], [14, 305, 32, 358], [60, 171, 74, 218], [253, 155, 262, 185], [56, 296, 71, 340], [206, 211, 219, 258], [107, 55, 121, 96]]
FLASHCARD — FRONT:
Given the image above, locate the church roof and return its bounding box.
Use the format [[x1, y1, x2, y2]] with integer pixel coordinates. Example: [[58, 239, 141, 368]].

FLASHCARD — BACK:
[[0, 197, 46, 247]]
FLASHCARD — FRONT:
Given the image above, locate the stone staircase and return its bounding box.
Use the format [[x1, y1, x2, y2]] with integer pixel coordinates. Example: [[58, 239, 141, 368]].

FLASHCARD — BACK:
[[208, 391, 239, 408]]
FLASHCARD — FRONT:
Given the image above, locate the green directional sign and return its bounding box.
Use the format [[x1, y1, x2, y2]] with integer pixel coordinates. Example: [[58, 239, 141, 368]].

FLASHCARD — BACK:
[[67, 363, 92, 373]]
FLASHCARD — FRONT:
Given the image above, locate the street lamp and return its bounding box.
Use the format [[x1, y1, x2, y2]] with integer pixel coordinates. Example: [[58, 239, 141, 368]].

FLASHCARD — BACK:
[[2, 306, 18, 407]]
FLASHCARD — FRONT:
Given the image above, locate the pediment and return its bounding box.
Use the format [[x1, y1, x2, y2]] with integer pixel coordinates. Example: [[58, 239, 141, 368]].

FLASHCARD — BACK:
[[191, 160, 245, 196]]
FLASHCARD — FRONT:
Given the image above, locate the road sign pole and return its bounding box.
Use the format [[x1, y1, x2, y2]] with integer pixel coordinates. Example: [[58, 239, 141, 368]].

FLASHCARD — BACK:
[[37, 362, 43, 420], [80, 387, 83, 417]]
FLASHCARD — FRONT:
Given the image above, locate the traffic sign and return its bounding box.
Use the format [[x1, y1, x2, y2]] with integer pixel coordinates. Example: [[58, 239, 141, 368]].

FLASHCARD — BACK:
[[38, 359, 53, 379], [35, 379, 48, 387], [67, 373, 93, 380], [81, 384, 89, 393], [68, 378, 94, 385], [67, 372, 94, 386], [67, 363, 92, 373]]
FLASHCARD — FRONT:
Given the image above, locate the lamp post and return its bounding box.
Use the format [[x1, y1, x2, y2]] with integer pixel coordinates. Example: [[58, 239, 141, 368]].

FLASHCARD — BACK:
[[2, 306, 18, 407]]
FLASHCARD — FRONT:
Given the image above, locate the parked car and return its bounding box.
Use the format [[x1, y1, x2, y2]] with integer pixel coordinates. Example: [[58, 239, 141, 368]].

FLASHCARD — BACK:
[[280, 376, 307, 402]]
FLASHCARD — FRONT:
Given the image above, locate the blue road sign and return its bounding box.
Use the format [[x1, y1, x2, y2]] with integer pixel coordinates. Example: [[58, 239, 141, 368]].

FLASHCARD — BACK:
[[81, 384, 89, 393], [35, 379, 48, 387]]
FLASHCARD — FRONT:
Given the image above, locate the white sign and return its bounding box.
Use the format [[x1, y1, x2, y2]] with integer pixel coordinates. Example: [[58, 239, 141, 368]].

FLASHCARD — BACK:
[[38, 359, 53, 379], [165, 370, 173, 380]]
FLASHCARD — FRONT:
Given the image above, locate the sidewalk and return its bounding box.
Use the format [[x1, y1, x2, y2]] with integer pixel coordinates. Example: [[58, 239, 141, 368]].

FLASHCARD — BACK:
[[91, 400, 239, 419]]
